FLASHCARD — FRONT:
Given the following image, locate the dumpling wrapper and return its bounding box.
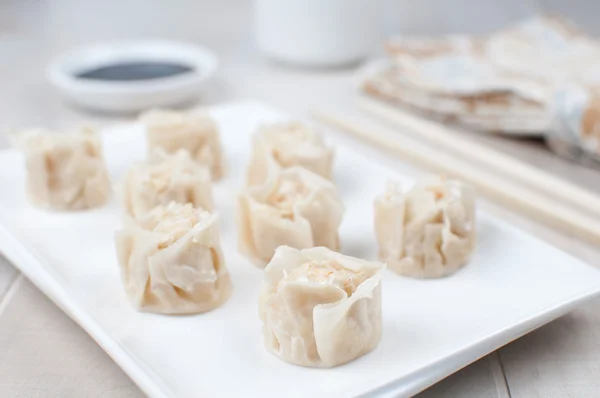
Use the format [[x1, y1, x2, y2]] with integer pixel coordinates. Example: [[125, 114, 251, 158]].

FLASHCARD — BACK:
[[121, 149, 213, 220], [141, 109, 225, 180], [259, 246, 385, 368], [115, 202, 231, 314], [246, 121, 334, 186], [374, 176, 476, 278], [15, 127, 111, 211], [237, 166, 344, 268]]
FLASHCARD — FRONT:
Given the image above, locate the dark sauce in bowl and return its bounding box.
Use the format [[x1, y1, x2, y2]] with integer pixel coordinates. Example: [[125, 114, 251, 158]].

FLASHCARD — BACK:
[[76, 61, 194, 81]]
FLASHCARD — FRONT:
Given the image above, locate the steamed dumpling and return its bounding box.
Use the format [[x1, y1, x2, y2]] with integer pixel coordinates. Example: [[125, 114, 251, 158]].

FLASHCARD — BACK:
[[259, 246, 385, 368], [115, 202, 232, 314], [246, 121, 334, 186], [121, 149, 213, 220], [16, 127, 111, 211], [141, 109, 225, 180], [374, 176, 476, 278], [237, 166, 344, 267]]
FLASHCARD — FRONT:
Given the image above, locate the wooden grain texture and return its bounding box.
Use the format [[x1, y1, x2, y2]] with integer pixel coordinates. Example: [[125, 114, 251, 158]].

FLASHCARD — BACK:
[[500, 297, 600, 398], [0, 1, 599, 397], [418, 354, 510, 398], [0, 277, 142, 398], [0, 256, 18, 303]]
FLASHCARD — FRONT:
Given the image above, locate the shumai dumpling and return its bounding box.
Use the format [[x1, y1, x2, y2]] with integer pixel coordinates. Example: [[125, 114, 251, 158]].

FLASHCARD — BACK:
[[374, 176, 476, 278], [121, 149, 213, 220], [16, 128, 111, 211], [246, 121, 334, 186], [115, 202, 232, 314], [259, 246, 385, 368], [141, 109, 225, 180], [238, 166, 344, 268]]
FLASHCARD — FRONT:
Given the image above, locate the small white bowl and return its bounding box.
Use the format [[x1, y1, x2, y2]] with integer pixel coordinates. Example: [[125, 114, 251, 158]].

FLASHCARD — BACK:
[[47, 40, 219, 113]]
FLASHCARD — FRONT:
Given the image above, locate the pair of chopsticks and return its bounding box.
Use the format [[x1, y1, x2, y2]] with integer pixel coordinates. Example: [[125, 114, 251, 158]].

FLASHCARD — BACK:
[[311, 97, 600, 246]]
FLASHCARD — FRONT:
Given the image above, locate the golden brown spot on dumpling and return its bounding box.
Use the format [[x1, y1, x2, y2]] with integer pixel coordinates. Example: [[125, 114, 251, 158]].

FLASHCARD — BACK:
[[173, 285, 194, 301], [280, 211, 295, 221], [45, 155, 59, 190], [185, 188, 195, 205], [210, 247, 220, 274], [142, 277, 159, 307], [44, 154, 55, 174], [272, 149, 284, 166], [83, 141, 99, 158]]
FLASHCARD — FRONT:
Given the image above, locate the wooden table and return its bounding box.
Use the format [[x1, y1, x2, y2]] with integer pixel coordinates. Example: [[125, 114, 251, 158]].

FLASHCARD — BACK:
[[1, 1, 600, 397]]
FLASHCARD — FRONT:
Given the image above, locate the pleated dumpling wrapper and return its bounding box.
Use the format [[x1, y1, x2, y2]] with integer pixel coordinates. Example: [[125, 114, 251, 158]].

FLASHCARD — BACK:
[[259, 246, 385, 368], [246, 121, 334, 186], [238, 166, 344, 268], [374, 177, 476, 278], [121, 149, 213, 220], [115, 202, 232, 314], [141, 109, 225, 180], [15, 128, 111, 211]]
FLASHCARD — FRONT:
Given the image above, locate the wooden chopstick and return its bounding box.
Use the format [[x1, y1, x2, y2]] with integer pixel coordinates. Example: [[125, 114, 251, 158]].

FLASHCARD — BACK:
[[311, 108, 600, 246], [357, 96, 600, 220]]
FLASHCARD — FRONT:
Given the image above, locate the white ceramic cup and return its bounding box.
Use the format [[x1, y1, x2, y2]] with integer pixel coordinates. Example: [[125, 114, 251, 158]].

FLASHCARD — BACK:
[[255, 0, 380, 67]]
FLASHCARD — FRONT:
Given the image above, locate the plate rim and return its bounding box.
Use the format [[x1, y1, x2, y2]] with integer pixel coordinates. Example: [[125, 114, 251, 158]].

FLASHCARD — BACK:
[[2, 99, 600, 397]]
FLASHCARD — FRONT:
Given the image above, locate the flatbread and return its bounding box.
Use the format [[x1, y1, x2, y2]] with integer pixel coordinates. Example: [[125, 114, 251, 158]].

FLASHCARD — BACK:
[[361, 60, 546, 118], [360, 16, 600, 135]]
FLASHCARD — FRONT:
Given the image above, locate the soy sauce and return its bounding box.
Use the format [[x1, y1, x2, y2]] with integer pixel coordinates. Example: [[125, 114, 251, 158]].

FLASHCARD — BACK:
[[76, 61, 194, 81]]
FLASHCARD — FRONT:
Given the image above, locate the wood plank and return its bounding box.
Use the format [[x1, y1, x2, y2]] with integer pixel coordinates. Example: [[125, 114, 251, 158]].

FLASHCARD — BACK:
[[417, 353, 509, 398], [0, 255, 18, 302], [500, 297, 600, 398], [0, 277, 143, 398]]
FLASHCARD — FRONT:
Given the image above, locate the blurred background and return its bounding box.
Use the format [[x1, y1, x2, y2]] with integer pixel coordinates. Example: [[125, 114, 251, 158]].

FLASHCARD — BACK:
[[2, 0, 599, 192], [1, 0, 598, 124]]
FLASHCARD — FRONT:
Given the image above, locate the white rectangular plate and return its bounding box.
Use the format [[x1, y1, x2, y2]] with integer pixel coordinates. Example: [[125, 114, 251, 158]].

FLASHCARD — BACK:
[[1, 101, 600, 398]]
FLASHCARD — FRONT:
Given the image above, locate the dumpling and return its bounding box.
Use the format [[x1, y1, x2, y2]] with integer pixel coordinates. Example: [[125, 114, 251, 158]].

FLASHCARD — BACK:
[[121, 149, 213, 220], [115, 202, 232, 314], [141, 109, 225, 180], [374, 176, 476, 278], [246, 121, 334, 186], [15, 127, 111, 211], [237, 166, 344, 267], [259, 246, 385, 368]]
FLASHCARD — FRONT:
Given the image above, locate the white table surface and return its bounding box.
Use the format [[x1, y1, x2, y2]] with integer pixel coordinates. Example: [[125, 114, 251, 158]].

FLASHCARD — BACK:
[[1, 1, 600, 397]]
